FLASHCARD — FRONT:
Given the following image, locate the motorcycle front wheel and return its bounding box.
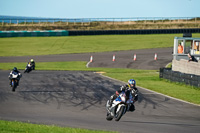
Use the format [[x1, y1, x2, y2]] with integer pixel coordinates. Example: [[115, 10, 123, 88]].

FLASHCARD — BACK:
[[115, 105, 125, 121], [11, 80, 16, 92]]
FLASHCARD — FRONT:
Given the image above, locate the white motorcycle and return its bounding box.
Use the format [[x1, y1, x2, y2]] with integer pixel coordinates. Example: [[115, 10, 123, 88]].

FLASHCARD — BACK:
[[10, 72, 21, 92], [106, 91, 135, 121]]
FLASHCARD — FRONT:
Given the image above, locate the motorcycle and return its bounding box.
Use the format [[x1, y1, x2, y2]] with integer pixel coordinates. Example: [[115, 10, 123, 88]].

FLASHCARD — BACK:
[[10, 72, 20, 92], [24, 63, 32, 73], [106, 91, 135, 121]]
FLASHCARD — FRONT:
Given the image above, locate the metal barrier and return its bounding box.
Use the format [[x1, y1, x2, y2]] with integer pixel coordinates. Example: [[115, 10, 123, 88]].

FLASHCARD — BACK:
[[0, 30, 69, 37], [68, 28, 200, 36], [1, 28, 200, 37], [160, 68, 200, 87]]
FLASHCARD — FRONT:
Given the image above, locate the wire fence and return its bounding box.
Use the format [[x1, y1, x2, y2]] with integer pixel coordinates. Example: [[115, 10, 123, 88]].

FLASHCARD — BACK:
[[160, 68, 200, 88], [1, 17, 200, 30]]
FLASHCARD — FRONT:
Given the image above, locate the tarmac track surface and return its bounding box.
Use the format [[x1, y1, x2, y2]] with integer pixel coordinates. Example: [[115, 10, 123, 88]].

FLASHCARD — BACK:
[[0, 48, 173, 70], [0, 48, 200, 133], [0, 70, 200, 133]]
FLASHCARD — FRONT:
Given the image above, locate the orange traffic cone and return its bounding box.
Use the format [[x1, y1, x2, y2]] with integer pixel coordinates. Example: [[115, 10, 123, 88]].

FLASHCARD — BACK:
[[90, 56, 93, 62], [154, 53, 157, 60], [133, 54, 136, 61], [112, 55, 116, 61]]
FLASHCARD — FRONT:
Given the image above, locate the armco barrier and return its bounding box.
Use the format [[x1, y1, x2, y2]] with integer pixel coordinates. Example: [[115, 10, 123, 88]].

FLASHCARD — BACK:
[[0, 30, 69, 37], [160, 68, 200, 87], [1, 28, 200, 37], [68, 28, 200, 36]]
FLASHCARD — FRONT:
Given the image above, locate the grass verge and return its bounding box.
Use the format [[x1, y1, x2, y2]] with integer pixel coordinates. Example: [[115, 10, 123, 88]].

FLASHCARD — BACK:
[[0, 120, 117, 133], [0, 61, 199, 105], [1, 33, 200, 56]]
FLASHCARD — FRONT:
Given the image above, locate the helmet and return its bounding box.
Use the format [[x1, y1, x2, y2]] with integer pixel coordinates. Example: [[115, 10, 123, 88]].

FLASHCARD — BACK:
[[128, 79, 136, 87], [30, 59, 34, 62], [13, 67, 18, 72]]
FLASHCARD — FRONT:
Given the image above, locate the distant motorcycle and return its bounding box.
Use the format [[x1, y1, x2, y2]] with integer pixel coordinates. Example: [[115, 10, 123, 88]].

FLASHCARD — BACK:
[[24, 63, 33, 73], [10, 72, 20, 92], [106, 91, 134, 121]]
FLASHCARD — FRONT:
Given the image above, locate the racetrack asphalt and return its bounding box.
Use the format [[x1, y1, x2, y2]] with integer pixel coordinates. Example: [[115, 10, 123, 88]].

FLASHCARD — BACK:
[[1, 48, 200, 133], [0, 47, 173, 70]]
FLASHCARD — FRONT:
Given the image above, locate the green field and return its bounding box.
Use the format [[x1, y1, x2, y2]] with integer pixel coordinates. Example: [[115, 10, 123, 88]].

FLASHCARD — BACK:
[[0, 120, 117, 133], [1, 34, 200, 133], [1, 33, 200, 56]]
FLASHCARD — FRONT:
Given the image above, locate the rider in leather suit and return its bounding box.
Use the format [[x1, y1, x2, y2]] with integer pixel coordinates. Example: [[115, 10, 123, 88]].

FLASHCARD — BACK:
[[28, 59, 35, 70], [8, 67, 22, 85], [109, 79, 138, 111]]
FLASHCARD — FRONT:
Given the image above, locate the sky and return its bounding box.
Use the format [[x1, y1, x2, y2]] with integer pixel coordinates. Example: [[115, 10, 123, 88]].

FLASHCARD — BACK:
[[0, 0, 200, 18]]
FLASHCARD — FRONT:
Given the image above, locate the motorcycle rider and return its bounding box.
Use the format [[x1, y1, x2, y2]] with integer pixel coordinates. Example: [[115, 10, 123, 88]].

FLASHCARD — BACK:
[[109, 79, 138, 112], [26, 59, 35, 70], [8, 67, 22, 86]]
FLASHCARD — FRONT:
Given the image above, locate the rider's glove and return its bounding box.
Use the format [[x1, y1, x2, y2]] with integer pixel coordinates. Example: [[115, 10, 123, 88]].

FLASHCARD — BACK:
[[115, 91, 119, 96]]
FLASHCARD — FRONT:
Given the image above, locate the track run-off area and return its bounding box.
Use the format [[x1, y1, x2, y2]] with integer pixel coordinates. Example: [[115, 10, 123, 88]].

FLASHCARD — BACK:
[[0, 48, 200, 133]]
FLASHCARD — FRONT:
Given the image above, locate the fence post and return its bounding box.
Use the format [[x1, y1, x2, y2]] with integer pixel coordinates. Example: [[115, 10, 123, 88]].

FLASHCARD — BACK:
[[159, 68, 164, 78], [66, 19, 68, 25]]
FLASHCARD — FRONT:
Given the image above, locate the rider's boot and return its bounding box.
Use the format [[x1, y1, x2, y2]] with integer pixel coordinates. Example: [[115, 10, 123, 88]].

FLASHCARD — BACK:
[[129, 103, 135, 112], [108, 94, 116, 107]]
